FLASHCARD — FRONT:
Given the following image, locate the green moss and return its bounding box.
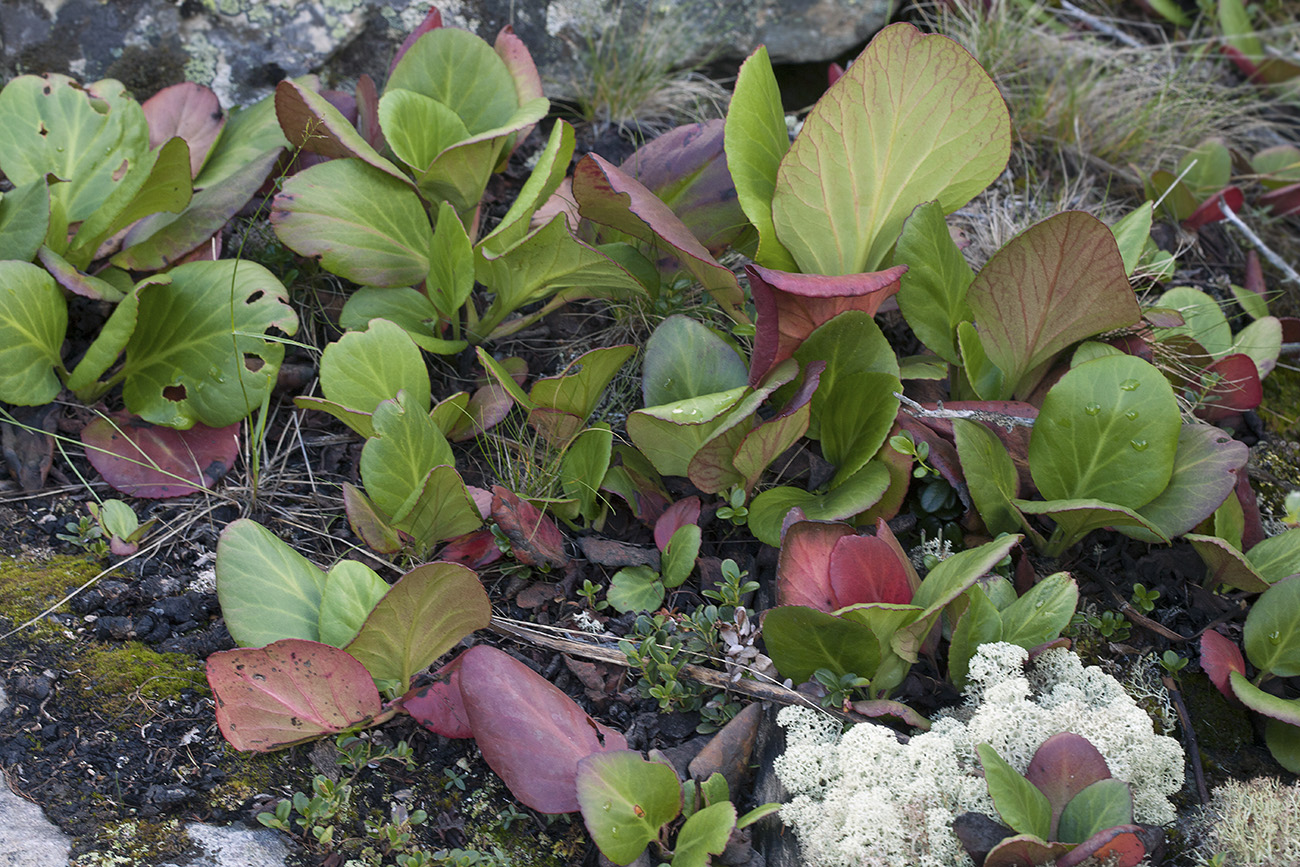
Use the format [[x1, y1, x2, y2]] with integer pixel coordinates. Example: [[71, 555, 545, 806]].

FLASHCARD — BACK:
[[0, 554, 102, 631], [70, 819, 194, 867], [1249, 440, 1300, 520], [72, 641, 210, 715], [1260, 366, 1300, 440]]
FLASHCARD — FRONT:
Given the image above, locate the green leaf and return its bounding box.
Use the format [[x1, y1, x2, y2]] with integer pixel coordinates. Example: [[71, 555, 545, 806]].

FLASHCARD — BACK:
[[345, 561, 492, 688], [724, 46, 797, 271], [627, 387, 749, 478], [318, 560, 390, 648], [747, 461, 891, 548], [953, 419, 1022, 537], [379, 88, 471, 172], [392, 465, 484, 555], [577, 751, 682, 866], [957, 320, 1005, 400], [427, 201, 476, 323], [1122, 424, 1248, 543], [762, 605, 879, 685], [271, 158, 433, 288], [686, 361, 800, 493], [661, 524, 701, 589], [894, 200, 975, 364], [772, 22, 1009, 274], [998, 572, 1078, 649], [793, 309, 899, 439], [0, 75, 149, 225], [1231, 283, 1269, 321], [561, 424, 613, 523], [1231, 670, 1300, 726], [293, 397, 375, 440], [1056, 779, 1133, 845], [1153, 286, 1232, 357], [360, 394, 455, 521], [1184, 533, 1270, 593], [66, 275, 164, 396], [320, 318, 431, 417], [1232, 316, 1282, 378], [835, 602, 924, 695], [531, 345, 637, 421], [671, 802, 736, 867], [122, 260, 296, 427], [216, 519, 327, 646], [1244, 576, 1300, 676], [1178, 139, 1233, 199], [480, 119, 575, 256], [978, 742, 1051, 840], [0, 178, 50, 262], [1264, 718, 1300, 773], [0, 261, 67, 405], [274, 79, 409, 183], [641, 315, 748, 407], [947, 586, 1003, 689], [737, 803, 783, 829], [608, 566, 666, 614], [1028, 354, 1180, 510], [339, 287, 465, 355], [967, 212, 1140, 398], [1016, 499, 1170, 556], [386, 28, 522, 134], [1245, 528, 1300, 585], [196, 79, 295, 188], [1109, 203, 1153, 277]]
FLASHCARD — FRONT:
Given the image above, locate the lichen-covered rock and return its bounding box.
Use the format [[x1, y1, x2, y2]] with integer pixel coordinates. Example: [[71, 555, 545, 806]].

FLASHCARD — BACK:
[[0, 0, 894, 108]]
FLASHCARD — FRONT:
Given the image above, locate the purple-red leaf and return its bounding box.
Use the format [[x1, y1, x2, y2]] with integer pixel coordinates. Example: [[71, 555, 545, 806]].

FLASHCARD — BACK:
[[1024, 732, 1111, 839], [572, 153, 748, 322], [141, 82, 225, 177], [1260, 181, 1300, 218], [439, 529, 505, 570], [491, 486, 568, 569], [655, 497, 702, 552], [1182, 186, 1246, 231], [401, 655, 472, 738], [776, 520, 856, 610], [747, 263, 906, 386], [828, 534, 913, 607], [1200, 629, 1246, 701], [1055, 827, 1146, 867], [458, 645, 628, 813], [983, 835, 1072, 867], [206, 639, 382, 752], [82, 413, 238, 498], [494, 25, 544, 154], [1195, 353, 1262, 423]]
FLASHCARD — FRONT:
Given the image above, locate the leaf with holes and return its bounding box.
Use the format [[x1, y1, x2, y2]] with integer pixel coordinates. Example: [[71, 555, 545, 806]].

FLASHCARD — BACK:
[[83, 412, 238, 499], [206, 639, 382, 752]]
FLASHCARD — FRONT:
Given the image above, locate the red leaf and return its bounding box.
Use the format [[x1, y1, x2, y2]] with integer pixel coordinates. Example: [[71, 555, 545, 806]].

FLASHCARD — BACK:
[[746, 263, 907, 386], [494, 25, 544, 156], [355, 74, 385, 151], [1237, 473, 1267, 551], [1182, 186, 1245, 231], [1245, 250, 1266, 297], [491, 486, 568, 569], [654, 496, 701, 552], [82, 412, 238, 498], [141, 82, 225, 177], [1056, 827, 1146, 867], [828, 533, 913, 607], [439, 529, 504, 570], [827, 62, 845, 87], [776, 520, 856, 610], [1024, 732, 1111, 839], [1260, 181, 1300, 218], [458, 645, 627, 813], [401, 655, 472, 738], [1220, 44, 1261, 79], [1195, 353, 1262, 423], [1200, 629, 1246, 701], [206, 639, 381, 752]]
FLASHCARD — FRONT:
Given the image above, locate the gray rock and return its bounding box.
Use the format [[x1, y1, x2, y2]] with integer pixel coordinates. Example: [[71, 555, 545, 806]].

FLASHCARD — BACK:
[[169, 824, 291, 867], [0, 784, 72, 867], [1, 0, 895, 108]]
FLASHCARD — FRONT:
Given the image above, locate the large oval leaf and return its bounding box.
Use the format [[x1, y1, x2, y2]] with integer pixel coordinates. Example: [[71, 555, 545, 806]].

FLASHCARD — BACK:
[[319, 318, 431, 417], [761, 605, 879, 685], [271, 158, 432, 287], [386, 27, 520, 134], [1056, 779, 1132, 845], [458, 645, 628, 813], [345, 561, 491, 689], [1029, 355, 1179, 510], [1024, 732, 1111, 839], [1244, 575, 1300, 676], [122, 260, 297, 429], [0, 261, 66, 405], [1121, 424, 1246, 542], [775, 520, 857, 610], [771, 22, 1010, 275], [642, 315, 747, 406], [747, 460, 891, 548], [82, 413, 239, 499], [577, 751, 682, 866], [216, 519, 326, 647], [206, 639, 381, 752]]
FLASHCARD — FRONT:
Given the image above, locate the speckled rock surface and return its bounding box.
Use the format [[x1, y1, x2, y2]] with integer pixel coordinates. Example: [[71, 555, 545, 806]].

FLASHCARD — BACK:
[[0, 0, 894, 107]]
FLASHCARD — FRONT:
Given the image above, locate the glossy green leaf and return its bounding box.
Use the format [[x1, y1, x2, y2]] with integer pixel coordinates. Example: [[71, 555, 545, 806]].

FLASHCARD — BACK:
[[320, 318, 431, 416], [122, 259, 296, 428], [641, 315, 747, 407], [1029, 355, 1179, 510], [318, 560, 391, 648], [1016, 499, 1169, 556], [1122, 424, 1247, 543], [346, 561, 491, 688], [339, 287, 466, 355], [978, 742, 1051, 840], [561, 424, 613, 523], [360, 394, 455, 522], [772, 22, 1009, 275], [271, 158, 433, 287], [999, 572, 1078, 649], [894, 200, 974, 364], [577, 750, 682, 866], [793, 310, 898, 437], [661, 524, 701, 589], [392, 466, 483, 555], [672, 802, 736, 867], [947, 585, 1003, 689], [1057, 779, 1133, 845], [1178, 139, 1234, 197], [386, 27, 522, 134], [1244, 576, 1300, 675], [480, 119, 575, 256], [724, 46, 797, 271], [967, 212, 1140, 398], [763, 605, 879, 685], [1110, 203, 1153, 277], [1245, 529, 1300, 585], [380, 88, 471, 172], [747, 461, 891, 548], [836, 602, 921, 695], [608, 566, 665, 614], [1231, 671, 1300, 726], [627, 387, 748, 478], [0, 261, 67, 406], [216, 519, 327, 646], [1153, 286, 1232, 357], [343, 483, 403, 554], [0, 178, 50, 262], [427, 201, 477, 323], [1264, 718, 1300, 773], [195, 78, 297, 187], [294, 397, 375, 440], [686, 361, 800, 493], [957, 320, 1005, 400], [953, 418, 1022, 537], [1232, 316, 1283, 378], [531, 345, 636, 421], [729, 371, 819, 492], [66, 275, 164, 396]]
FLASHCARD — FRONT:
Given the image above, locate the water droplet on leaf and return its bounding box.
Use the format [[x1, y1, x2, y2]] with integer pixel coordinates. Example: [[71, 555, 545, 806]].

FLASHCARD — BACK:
[[1130, 439, 1148, 451], [1120, 379, 1141, 391], [1126, 411, 1139, 421], [1084, 403, 1101, 416]]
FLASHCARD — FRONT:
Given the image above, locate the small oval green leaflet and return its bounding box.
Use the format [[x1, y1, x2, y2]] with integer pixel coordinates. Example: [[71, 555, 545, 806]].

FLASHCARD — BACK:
[[577, 750, 682, 866], [978, 742, 1051, 841], [1028, 354, 1180, 511], [319, 318, 431, 418]]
